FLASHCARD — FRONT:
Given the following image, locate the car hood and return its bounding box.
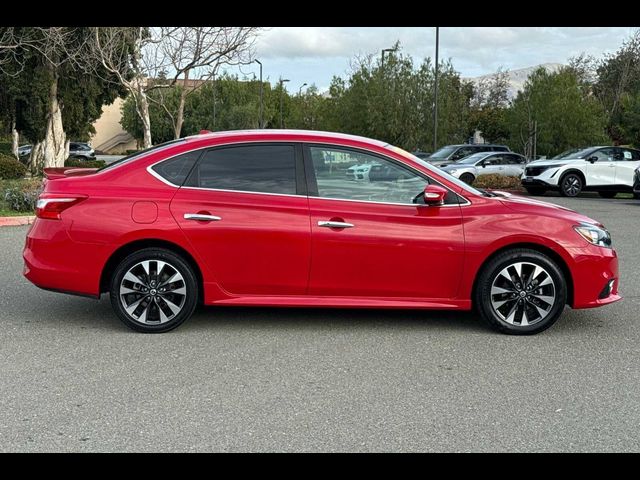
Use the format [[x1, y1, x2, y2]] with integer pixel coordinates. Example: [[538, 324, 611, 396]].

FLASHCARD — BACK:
[[526, 158, 585, 167], [495, 192, 602, 226]]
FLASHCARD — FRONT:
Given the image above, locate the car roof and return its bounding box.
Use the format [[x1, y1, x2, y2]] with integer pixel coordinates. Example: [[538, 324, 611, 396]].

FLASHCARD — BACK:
[[184, 129, 390, 148]]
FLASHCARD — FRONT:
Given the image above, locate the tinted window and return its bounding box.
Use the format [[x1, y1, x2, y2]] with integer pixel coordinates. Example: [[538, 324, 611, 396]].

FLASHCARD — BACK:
[[186, 144, 296, 195], [451, 147, 475, 161], [484, 155, 506, 166], [620, 148, 640, 161], [593, 148, 615, 161], [494, 146, 509, 152], [151, 150, 201, 185], [309, 146, 454, 204], [506, 154, 525, 164]]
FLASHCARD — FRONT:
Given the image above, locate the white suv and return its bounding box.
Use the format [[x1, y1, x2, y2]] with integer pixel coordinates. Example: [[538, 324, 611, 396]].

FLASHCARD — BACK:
[[521, 146, 640, 198]]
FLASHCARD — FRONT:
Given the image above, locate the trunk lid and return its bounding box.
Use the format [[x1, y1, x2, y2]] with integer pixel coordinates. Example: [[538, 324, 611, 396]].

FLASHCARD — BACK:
[[43, 167, 99, 180]]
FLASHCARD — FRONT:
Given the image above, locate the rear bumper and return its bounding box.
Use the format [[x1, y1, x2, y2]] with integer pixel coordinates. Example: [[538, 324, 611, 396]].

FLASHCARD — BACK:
[[23, 218, 107, 297], [569, 244, 621, 309]]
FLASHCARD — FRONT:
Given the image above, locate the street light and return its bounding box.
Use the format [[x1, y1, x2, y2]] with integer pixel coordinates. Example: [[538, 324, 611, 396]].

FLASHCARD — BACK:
[[433, 27, 440, 152], [298, 82, 308, 96], [254, 59, 263, 128], [381, 47, 397, 68], [279, 78, 289, 129]]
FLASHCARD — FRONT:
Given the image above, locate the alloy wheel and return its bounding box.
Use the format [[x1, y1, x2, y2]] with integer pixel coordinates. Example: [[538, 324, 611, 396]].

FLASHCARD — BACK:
[[489, 261, 556, 327], [562, 175, 582, 196], [119, 260, 187, 325]]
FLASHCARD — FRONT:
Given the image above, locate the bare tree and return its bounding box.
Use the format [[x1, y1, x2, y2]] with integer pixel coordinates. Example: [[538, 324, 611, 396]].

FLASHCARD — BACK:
[[152, 27, 260, 139], [86, 27, 166, 149]]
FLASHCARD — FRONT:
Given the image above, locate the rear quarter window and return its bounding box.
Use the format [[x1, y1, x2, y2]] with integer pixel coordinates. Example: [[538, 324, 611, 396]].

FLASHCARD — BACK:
[[150, 150, 201, 186]]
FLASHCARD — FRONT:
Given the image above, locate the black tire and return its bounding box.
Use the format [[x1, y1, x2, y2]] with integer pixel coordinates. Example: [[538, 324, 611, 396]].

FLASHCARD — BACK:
[[559, 173, 583, 197], [474, 248, 567, 335], [459, 173, 475, 185], [634, 192, 640, 200], [598, 191, 617, 199], [110, 248, 198, 333], [525, 187, 546, 196]]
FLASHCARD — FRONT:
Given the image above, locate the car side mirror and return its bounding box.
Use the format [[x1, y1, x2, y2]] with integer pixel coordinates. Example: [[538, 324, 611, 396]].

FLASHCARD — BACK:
[[587, 156, 598, 163], [423, 184, 448, 206]]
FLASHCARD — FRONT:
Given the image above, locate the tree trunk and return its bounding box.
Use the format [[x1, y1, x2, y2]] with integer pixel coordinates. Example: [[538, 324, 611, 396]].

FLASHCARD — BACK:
[[29, 141, 45, 174], [11, 122, 19, 160], [43, 73, 67, 168], [135, 82, 152, 149], [174, 71, 189, 139]]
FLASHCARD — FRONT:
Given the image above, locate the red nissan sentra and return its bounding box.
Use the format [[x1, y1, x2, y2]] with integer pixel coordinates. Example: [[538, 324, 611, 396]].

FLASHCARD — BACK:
[[23, 130, 621, 334]]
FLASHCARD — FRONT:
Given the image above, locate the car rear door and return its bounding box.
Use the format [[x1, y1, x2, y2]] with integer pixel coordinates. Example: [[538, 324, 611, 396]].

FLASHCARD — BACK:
[[169, 142, 311, 296], [304, 144, 465, 300], [614, 148, 640, 187], [504, 154, 526, 176]]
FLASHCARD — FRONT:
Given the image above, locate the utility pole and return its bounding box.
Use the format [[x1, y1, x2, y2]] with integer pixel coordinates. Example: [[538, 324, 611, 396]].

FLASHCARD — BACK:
[[433, 26, 440, 152], [279, 78, 289, 129], [255, 59, 263, 128]]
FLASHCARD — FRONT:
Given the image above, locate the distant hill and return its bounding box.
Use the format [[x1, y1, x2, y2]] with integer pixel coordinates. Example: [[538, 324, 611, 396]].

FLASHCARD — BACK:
[[465, 63, 565, 99]]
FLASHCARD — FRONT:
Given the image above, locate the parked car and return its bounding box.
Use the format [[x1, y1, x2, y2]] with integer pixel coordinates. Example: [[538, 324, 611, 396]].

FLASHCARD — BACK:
[[68, 142, 96, 161], [411, 151, 432, 160], [346, 162, 376, 181], [440, 152, 527, 185], [634, 165, 640, 197], [17, 142, 95, 161], [23, 130, 620, 335], [521, 146, 640, 197], [18, 144, 32, 157], [427, 144, 511, 167]]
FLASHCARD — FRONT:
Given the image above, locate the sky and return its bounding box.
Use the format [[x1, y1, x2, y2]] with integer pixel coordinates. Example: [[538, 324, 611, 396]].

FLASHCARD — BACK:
[[225, 27, 637, 93]]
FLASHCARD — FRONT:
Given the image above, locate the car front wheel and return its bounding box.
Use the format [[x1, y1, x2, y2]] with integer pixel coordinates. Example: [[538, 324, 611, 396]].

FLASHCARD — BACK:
[[459, 173, 475, 185], [474, 248, 567, 335], [110, 248, 198, 333], [560, 173, 583, 197]]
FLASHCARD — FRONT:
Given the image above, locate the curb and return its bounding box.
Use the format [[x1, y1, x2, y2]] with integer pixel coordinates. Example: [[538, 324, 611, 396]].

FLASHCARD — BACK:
[[0, 215, 35, 227]]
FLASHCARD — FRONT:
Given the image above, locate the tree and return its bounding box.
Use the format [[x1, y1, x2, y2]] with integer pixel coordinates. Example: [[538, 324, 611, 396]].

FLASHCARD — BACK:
[[468, 68, 511, 144], [508, 67, 608, 158], [153, 27, 260, 139]]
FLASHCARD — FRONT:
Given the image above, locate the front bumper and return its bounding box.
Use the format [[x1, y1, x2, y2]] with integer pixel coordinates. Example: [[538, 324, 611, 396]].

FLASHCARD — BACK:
[[569, 244, 621, 309], [521, 178, 555, 188]]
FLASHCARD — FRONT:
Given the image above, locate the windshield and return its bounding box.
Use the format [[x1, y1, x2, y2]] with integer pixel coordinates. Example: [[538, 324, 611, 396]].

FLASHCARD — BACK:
[[97, 139, 186, 172], [455, 153, 486, 165], [429, 146, 458, 159], [554, 147, 598, 160]]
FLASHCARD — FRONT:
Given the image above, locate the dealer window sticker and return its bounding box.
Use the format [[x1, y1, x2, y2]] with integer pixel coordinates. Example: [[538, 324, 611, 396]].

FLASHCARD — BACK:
[[624, 150, 632, 159]]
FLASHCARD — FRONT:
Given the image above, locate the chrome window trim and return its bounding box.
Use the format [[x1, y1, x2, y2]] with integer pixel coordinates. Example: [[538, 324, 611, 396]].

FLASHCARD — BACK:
[[145, 139, 472, 207]]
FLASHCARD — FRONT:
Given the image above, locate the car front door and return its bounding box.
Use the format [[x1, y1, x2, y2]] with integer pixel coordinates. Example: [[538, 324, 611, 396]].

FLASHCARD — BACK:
[[304, 144, 465, 300], [586, 148, 617, 185], [170, 143, 311, 296], [614, 148, 640, 187]]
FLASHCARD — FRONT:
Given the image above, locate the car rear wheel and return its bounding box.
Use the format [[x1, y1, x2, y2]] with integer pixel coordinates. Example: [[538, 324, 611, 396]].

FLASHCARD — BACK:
[[525, 187, 546, 196], [559, 173, 583, 197], [459, 173, 475, 185], [110, 248, 198, 333], [474, 248, 567, 335], [598, 191, 617, 199]]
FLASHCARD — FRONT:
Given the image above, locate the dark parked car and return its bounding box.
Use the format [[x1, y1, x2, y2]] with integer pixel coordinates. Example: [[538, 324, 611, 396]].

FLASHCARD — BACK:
[[426, 144, 511, 167], [411, 151, 432, 160]]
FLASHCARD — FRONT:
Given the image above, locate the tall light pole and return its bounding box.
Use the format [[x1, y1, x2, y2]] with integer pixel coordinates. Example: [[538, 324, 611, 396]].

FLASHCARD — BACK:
[[298, 82, 307, 96], [279, 78, 289, 129], [254, 59, 263, 128], [433, 27, 440, 152], [381, 47, 397, 69]]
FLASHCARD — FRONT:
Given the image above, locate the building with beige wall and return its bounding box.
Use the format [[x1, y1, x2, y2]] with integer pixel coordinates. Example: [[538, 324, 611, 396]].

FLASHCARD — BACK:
[[90, 97, 137, 154]]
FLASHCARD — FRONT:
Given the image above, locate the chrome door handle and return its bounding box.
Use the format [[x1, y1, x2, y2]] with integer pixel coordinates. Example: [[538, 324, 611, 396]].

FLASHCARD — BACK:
[[184, 213, 222, 221], [318, 221, 354, 228]]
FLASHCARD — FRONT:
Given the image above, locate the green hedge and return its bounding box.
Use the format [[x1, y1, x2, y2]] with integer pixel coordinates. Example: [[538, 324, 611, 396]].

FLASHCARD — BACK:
[[0, 155, 27, 179], [64, 158, 106, 169], [0, 142, 13, 156], [1, 178, 42, 212]]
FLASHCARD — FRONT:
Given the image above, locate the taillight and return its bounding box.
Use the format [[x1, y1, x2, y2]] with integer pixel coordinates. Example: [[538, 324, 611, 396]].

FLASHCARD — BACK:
[[35, 196, 87, 220]]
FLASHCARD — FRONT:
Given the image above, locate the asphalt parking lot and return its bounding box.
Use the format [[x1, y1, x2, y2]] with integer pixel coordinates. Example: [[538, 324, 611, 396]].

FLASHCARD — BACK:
[[0, 193, 638, 452]]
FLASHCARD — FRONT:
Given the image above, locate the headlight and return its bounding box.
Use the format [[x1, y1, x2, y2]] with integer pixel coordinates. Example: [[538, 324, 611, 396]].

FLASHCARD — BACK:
[[573, 223, 612, 248]]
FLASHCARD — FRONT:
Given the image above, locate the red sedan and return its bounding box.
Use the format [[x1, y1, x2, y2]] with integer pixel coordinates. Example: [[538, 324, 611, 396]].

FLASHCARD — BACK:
[[23, 130, 621, 334]]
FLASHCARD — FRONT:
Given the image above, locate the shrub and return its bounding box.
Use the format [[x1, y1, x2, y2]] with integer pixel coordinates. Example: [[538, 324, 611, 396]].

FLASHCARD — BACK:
[[473, 174, 523, 191], [0, 155, 27, 179], [2, 180, 42, 212], [65, 158, 106, 169]]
